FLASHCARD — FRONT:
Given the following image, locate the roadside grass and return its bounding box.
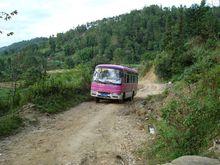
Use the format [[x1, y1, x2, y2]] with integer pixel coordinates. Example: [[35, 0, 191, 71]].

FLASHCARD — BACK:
[[143, 65, 220, 164], [23, 64, 92, 114], [0, 88, 23, 137], [0, 88, 11, 116], [0, 114, 23, 137], [136, 42, 220, 163], [0, 88, 10, 100], [0, 64, 92, 137], [46, 69, 72, 74]]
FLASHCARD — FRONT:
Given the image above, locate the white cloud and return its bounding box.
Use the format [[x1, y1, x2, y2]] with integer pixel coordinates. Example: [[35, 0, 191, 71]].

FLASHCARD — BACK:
[[0, 0, 219, 47]]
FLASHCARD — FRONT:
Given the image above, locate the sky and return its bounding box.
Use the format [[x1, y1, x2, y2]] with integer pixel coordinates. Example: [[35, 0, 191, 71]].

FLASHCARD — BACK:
[[0, 0, 219, 47]]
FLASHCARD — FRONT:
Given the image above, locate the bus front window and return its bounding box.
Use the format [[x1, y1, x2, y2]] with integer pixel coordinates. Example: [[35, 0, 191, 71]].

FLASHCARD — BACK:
[[93, 67, 122, 85]]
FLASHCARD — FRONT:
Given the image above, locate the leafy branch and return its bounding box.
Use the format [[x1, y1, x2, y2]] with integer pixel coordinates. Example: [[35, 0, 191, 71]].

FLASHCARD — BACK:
[[0, 10, 18, 36]]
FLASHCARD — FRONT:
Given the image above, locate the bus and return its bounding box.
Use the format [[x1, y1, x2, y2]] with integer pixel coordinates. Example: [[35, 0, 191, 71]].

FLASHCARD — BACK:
[[91, 64, 138, 102]]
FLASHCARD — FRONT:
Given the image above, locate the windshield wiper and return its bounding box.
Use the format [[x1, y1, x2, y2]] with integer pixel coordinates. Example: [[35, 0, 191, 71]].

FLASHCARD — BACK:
[[104, 80, 121, 85], [95, 79, 121, 85], [95, 80, 107, 84]]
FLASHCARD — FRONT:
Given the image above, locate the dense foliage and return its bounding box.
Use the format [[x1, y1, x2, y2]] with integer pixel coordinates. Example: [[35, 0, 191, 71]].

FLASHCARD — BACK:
[[0, 65, 91, 136], [23, 65, 91, 113], [0, 2, 219, 81], [147, 45, 220, 163], [0, 2, 219, 161]]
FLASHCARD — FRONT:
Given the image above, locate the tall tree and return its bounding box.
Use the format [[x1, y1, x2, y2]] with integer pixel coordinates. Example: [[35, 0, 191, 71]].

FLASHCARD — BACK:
[[49, 36, 56, 53]]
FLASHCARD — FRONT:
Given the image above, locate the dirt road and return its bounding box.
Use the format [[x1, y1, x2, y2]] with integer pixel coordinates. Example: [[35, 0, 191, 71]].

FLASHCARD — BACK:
[[0, 73, 165, 165]]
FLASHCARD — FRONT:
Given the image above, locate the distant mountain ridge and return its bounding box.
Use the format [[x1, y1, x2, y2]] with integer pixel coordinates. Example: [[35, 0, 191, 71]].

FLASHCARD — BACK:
[[0, 37, 48, 54]]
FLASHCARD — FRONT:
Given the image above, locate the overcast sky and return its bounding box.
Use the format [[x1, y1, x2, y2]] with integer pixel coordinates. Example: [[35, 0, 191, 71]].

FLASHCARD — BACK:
[[0, 0, 219, 47]]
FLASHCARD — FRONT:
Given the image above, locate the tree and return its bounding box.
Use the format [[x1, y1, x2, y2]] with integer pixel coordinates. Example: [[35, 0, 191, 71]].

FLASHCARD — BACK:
[[56, 33, 65, 51], [65, 57, 75, 68], [0, 10, 18, 36], [112, 48, 126, 64], [64, 44, 75, 56], [49, 36, 56, 53], [7, 56, 22, 107], [163, 14, 173, 51], [73, 47, 94, 64]]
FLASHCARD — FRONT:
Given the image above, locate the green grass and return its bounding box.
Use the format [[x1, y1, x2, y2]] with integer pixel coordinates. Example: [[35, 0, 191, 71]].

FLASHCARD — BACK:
[[0, 114, 23, 137], [0, 88, 11, 117], [0, 88, 10, 100], [0, 65, 92, 137], [23, 64, 92, 113], [143, 41, 220, 164]]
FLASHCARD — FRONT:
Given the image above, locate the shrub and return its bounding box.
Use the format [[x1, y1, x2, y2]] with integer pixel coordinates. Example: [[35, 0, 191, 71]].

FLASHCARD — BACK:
[[139, 61, 152, 77], [0, 88, 11, 116], [155, 40, 218, 81], [0, 100, 10, 116], [0, 114, 23, 137], [148, 65, 220, 163], [24, 64, 92, 113], [205, 39, 217, 49], [23, 67, 45, 86], [155, 52, 173, 79]]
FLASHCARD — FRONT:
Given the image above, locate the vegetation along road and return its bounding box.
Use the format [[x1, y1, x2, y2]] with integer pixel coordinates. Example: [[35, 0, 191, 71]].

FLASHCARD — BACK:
[[0, 74, 165, 165], [0, 1, 219, 164]]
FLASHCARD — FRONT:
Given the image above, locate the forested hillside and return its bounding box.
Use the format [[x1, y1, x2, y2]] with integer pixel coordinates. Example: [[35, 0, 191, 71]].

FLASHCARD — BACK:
[[0, 1, 219, 163], [0, 1, 219, 81], [0, 37, 47, 54]]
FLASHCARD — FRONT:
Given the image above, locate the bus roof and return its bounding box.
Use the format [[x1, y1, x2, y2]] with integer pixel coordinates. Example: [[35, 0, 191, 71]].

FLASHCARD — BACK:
[[96, 64, 138, 74]]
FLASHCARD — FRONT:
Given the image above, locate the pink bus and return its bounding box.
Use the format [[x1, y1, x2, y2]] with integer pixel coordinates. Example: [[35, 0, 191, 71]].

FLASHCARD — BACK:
[[91, 64, 138, 102]]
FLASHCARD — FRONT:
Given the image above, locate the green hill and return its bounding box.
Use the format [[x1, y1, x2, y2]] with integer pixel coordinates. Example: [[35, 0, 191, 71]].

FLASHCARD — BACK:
[[0, 1, 219, 163], [0, 4, 218, 72], [0, 37, 47, 54]]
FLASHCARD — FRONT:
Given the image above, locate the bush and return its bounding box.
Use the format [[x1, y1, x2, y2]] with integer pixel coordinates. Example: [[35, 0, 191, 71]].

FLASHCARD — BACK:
[[205, 39, 217, 49], [0, 100, 10, 116], [155, 52, 173, 79], [148, 66, 220, 163], [23, 67, 45, 86], [0, 89, 11, 116], [0, 114, 23, 137], [139, 61, 152, 77], [155, 39, 218, 81], [182, 50, 218, 84], [24, 64, 92, 113]]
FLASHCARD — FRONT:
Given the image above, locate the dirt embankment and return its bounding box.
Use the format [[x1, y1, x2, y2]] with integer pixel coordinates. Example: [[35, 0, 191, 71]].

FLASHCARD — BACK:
[[0, 70, 165, 165]]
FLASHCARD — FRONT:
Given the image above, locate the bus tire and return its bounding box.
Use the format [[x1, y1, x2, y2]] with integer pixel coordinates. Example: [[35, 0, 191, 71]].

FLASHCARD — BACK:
[[129, 92, 134, 101], [96, 97, 100, 103], [119, 93, 125, 103]]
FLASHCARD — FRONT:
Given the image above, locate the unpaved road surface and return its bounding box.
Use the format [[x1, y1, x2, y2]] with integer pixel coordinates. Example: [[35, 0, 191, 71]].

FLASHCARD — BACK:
[[0, 77, 165, 165]]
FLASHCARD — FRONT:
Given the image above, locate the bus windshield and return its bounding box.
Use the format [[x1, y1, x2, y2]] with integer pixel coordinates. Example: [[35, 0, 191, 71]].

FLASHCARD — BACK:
[[93, 67, 122, 85]]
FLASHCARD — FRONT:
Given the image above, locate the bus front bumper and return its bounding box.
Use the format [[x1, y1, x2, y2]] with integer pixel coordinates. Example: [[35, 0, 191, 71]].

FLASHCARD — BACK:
[[91, 91, 123, 100]]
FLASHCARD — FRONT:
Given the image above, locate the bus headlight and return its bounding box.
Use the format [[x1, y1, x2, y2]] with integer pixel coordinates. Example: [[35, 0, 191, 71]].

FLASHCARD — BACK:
[[91, 90, 97, 96], [111, 93, 121, 99]]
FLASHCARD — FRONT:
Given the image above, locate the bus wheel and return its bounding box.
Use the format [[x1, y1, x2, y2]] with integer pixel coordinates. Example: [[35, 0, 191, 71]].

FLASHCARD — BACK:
[[129, 92, 134, 101], [119, 93, 125, 103], [96, 97, 100, 103]]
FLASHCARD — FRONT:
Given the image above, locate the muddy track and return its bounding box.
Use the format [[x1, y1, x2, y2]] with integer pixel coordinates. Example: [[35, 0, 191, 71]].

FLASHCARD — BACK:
[[0, 79, 165, 165]]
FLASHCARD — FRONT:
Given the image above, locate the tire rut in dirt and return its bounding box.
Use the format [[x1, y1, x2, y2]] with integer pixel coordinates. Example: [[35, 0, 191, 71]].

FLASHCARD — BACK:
[[79, 152, 128, 165]]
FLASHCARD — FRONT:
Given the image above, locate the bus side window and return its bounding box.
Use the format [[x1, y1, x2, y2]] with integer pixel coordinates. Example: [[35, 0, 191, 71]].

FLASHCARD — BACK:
[[127, 74, 129, 83]]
